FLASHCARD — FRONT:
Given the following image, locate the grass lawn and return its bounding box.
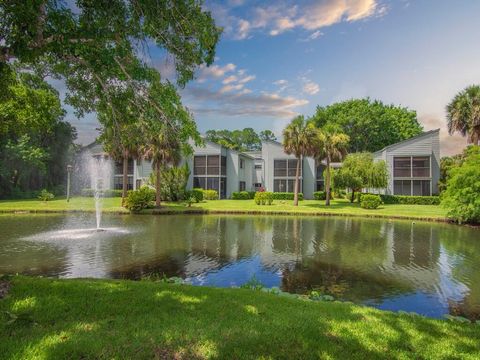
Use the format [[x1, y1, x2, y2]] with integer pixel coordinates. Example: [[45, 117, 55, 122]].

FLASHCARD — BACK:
[[1, 277, 479, 359], [0, 196, 448, 221]]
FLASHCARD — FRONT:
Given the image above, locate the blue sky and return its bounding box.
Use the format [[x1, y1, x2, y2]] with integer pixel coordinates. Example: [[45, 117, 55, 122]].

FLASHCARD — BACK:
[[68, 0, 480, 155]]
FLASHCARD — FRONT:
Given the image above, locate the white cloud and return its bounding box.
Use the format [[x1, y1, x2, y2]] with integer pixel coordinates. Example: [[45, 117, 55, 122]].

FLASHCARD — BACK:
[[238, 75, 256, 84], [273, 79, 289, 92], [197, 63, 236, 82], [220, 83, 245, 93], [222, 75, 238, 84], [302, 80, 320, 95], [237, 19, 251, 40]]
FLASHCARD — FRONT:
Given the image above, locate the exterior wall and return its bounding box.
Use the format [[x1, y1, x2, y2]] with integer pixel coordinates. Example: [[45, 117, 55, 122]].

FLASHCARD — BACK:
[[373, 130, 440, 195], [261, 140, 316, 199]]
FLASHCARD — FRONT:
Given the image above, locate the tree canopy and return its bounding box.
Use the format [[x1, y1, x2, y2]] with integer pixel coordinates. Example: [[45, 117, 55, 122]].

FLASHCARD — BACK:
[[205, 128, 264, 151], [311, 98, 423, 153], [446, 85, 480, 145]]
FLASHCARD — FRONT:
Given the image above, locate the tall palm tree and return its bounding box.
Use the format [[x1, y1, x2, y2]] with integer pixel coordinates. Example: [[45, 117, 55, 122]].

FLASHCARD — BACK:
[[143, 124, 182, 207], [446, 85, 480, 145], [283, 115, 318, 206], [315, 124, 349, 206]]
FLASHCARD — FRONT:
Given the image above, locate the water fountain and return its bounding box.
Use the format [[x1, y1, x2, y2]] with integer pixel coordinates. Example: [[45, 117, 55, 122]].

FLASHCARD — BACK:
[[88, 155, 112, 230]]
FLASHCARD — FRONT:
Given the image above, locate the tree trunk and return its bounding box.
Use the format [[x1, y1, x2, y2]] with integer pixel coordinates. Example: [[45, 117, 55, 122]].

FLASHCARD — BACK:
[[293, 156, 301, 206], [155, 162, 161, 207], [122, 153, 128, 204], [325, 156, 331, 206], [350, 189, 355, 203]]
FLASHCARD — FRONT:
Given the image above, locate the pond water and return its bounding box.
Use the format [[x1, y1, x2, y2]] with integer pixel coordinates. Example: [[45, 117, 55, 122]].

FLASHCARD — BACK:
[[0, 213, 479, 320]]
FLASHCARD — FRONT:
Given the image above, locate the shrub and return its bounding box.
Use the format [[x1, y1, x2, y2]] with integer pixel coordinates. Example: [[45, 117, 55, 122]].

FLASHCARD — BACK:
[[254, 191, 273, 205], [123, 186, 155, 212], [379, 194, 440, 205], [441, 146, 480, 224], [360, 194, 382, 209], [314, 191, 326, 200], [81, 188, 123, 197], [38, 189, 54, 201], [202, 189, 219, 200], [271, 192, 303, 201], [149, 164, 190, 201], [232, 191, 251, 200], [189, 188, 204, 203]]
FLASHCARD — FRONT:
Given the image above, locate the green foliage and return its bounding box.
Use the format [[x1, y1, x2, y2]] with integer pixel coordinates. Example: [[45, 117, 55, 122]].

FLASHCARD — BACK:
[[37, 189, 54, 202], [271, 192, 303, 201], [446, 85, 480, 145], [259, 130, 277, 142], [254, 192, 274, 205], [232, 191, 256, 200], [0, 68, 76, 198], [439, 146, 480, 193], [380, 195, 440, 205], [334, 153, 388, 202], [314, 191, 326, 200], [240, 276, 264, 290], [360, 194, 382, 209], [312, 98, 422, 153], [123, 186, 155, 212], [81, 189, 123, 198], [441, 146, 480, 223], [202, 189, 219, 200], [148, 165, 190, 202], [205, 128, 262, 151], [190, 188, 204, 203]]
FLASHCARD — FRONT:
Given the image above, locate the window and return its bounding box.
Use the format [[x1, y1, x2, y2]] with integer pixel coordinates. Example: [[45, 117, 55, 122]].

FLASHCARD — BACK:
[[394, 180, 411, 196], [239, 181, 246, 191], [316, 180, 324, 191], [114, 159, 134, 175], [194, 156, 206, 175], [274, 160, 287, 176], [288, 159, 299, 176], [413, 180, 431, 196], [240, 158, 244, 169], [274, 179, 287, 192], [221, 156, 227, 176], [316, 163, 325, 179], [412, 157, 430, 177], [255, 164, 262, 169], [193, 177, 206, 189], [207, 155, 220, 175], [254, 183, 262, 188], [220, 178, 227, 198], [206, 177, 219, 191], [113, 176, 133, 190], [136, 179, 142, 189], [394, 157, 411, 177]]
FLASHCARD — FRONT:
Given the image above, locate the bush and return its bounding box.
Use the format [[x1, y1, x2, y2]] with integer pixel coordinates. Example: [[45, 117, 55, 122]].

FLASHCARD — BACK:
[[360, 194, 382, 209], [441, 146, 480, 224], [271, 192, 303, 201], [123, 186, 155, 212], [254, 191, 273, 205], [314, 191, 326, 200], [81, 188, 123, 197], [189, 188, 204, 203], [38, 189, 54, 201], [232, 191, 253, 200], [149, 165, 190, 201], [203, 189, 219, 200], [379, 194, 440, 205]]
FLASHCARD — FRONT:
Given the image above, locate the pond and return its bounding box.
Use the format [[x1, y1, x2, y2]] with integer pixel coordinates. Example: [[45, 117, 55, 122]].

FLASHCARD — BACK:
[[0, 213, 479, 320]]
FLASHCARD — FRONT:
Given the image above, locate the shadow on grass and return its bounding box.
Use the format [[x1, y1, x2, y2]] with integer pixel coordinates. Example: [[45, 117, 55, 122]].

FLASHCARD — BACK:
[[1, 277, 479, 359]]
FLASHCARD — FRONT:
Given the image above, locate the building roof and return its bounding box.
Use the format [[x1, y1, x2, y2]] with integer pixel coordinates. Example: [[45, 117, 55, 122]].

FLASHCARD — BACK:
[[373, 129, 440, 155]]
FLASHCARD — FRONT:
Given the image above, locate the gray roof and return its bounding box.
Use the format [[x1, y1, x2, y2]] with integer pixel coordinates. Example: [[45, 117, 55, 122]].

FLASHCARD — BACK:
[[373, 129, 440, 155]]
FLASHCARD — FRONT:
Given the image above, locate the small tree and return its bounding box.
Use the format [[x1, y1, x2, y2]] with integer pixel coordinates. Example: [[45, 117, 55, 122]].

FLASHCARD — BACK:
[[314, 124, 349, 206], [335, 153, 388, 202], [283, 116, 318, 206], [441, 146, 480, 224]]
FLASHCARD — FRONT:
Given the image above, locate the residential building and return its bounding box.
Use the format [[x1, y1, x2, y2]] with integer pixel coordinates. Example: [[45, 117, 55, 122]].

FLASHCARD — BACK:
[[82, 129, 440, 199]]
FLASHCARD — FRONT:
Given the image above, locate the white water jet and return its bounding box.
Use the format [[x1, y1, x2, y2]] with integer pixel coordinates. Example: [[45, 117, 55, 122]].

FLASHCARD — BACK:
[[87, 156, 112, 229]]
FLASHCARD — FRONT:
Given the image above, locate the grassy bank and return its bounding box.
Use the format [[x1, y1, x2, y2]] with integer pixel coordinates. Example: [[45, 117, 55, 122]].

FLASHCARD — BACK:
[[1, 277, 479, 359], [0, 197, 448, 221]]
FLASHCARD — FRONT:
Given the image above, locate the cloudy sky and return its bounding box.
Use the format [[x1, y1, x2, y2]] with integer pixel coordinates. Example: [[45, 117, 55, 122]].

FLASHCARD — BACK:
[[68, 0, 480, 156]]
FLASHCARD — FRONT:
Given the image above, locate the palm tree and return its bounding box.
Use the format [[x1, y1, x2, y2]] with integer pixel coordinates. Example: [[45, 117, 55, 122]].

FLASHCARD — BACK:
[[315, 124, 349, 206], [283, 115, 318, 206], [143, 124, 182, 207], [446, 85, 480, 145]]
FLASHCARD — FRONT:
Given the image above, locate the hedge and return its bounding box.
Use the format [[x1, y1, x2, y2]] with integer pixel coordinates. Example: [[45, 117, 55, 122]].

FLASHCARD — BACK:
[[379, 194, 440, 205], [360, 194, 382, 209], [313, 191, 326, 200], [254, 192, 274, 205], [202, 189, 219, 200], [271, 192, 303, 201], [189, 188, 204, 203], [232, 191, 256, 200], [81, 188, 123, 197]]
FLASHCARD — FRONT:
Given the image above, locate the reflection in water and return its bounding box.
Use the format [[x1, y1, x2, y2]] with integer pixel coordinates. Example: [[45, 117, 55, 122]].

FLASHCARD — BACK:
[[0, 213, 479, 320]]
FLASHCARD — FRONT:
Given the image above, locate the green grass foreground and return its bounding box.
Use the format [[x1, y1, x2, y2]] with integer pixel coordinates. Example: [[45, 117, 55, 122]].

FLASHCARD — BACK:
[[0, 277, 479, 359], [0, 197, 448, 221]]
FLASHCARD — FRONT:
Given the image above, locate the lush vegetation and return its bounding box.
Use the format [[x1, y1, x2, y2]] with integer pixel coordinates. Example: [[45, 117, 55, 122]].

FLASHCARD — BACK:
[[314, 191, 327, 200], [446, 85, 480, 145], [334, 153, 388, 203], [380, 194, 440, 205], [148, 165, 190, 202], [231, 191, 256, 200], [80, 189, 123, 198], [123, 187, 155, 213], [0, 69, 76, 199], [360, 194, 382, 209], [441, 146, 480, 224], [205, 128, 277, 151], [1, 276, 479, 359], [312, 98, 423, 153], [189, 189, 204, 203], [202, 190, 219, 200], [254, 192, 274, 205], [271, 192, 304, 201]]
